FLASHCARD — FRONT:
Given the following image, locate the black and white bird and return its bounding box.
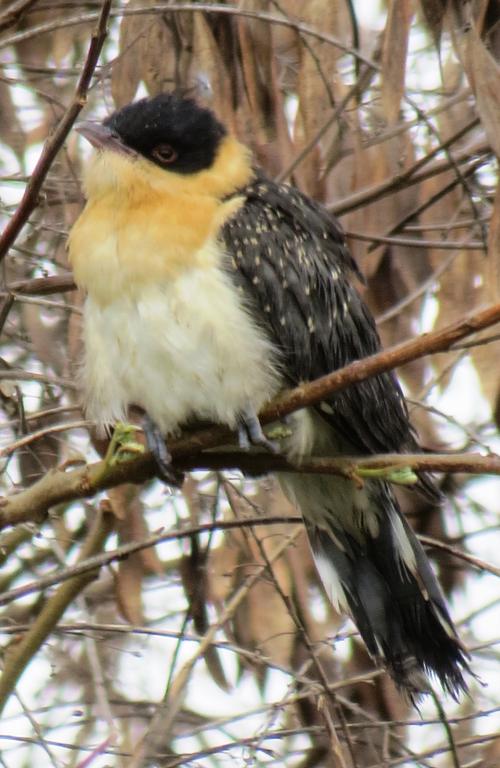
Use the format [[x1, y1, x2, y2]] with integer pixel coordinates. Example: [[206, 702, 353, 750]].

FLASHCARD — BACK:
[[69, 92, 469, 698]]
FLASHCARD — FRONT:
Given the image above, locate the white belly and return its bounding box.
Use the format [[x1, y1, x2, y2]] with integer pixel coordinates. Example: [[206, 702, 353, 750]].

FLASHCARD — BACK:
[[82, 265, 281, 434]]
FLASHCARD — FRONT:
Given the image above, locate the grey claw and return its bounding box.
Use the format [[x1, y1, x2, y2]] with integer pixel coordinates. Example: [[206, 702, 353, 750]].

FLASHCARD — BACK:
[[143, 414, 183, 487], [237, 409, 278, 453]]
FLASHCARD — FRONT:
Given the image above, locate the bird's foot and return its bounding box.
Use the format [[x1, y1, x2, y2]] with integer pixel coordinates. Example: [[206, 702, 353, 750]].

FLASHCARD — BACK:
[[265, 422, 294, 441], [143, 414, 184, 487], [237, 408, 278, 453], [105, 422, 145, 467]]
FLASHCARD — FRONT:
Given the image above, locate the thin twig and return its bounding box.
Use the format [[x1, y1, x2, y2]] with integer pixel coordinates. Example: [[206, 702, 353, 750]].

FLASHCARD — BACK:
[[329, 140, 490, 216], [1, 299, 500, 529], [2, 420, 90, 457], [0, 4, 379, 70], [0, 0, 39, 33], [128, 525, 303, 767], [346, 231, 484, 251], [419, 535, 500, 578], [0, 370, 79, 391], [0, 509, 115, 716], [6, 274, 77, 296], [0, 0, 112, 263], [0, 513, 496, 611]]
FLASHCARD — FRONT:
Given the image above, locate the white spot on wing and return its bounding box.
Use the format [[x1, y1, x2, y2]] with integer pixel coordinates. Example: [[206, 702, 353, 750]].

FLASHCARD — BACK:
[[320, 402, 334, 415], [314, 553, 349, 614], [391, 511, 417, 574]]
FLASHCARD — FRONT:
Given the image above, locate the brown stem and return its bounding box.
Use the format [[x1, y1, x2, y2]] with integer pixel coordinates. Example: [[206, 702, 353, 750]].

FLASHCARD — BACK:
[[0, 516, 497, 611], [0, 0, 39, 33], [1, 300, 499, 530], [0, 509, 115, 716], [0, 0, 112, 263]]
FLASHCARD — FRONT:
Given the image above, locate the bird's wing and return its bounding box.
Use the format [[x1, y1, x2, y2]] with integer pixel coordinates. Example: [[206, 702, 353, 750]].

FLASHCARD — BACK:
[[221, 174, 417, 457]]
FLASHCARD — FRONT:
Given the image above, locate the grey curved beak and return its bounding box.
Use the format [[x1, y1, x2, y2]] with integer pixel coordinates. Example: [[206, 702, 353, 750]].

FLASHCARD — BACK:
[[75, 121, 137, 158]]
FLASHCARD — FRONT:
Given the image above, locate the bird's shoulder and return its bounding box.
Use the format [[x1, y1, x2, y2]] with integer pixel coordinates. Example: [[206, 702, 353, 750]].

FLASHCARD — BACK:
[[221, 171, 362, 284]]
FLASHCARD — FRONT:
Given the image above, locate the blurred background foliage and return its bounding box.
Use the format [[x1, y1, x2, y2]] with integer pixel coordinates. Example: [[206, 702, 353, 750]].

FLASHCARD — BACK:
[[0, 0, 499, 766]]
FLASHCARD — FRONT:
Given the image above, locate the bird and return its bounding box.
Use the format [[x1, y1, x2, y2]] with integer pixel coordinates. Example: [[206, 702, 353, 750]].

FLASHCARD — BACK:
[[69, 91, 470, 699]]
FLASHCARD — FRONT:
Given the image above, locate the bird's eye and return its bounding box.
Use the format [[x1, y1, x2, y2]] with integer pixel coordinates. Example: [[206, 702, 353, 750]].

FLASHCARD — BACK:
[[151, 144, 178, 165]]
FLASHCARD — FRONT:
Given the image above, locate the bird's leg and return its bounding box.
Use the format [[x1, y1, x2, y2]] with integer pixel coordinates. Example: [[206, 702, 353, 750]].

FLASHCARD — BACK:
[[143, 414, 183, 487], [105, 422, 145, 466], [237, 407, 278, 453]]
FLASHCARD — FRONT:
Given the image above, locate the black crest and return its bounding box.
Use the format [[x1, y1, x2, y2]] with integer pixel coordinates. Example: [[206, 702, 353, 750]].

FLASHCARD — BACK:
[[104, 93, 226, 173]]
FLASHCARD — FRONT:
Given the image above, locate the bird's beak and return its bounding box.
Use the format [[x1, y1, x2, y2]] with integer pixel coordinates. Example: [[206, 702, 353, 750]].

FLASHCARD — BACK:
[[75, 121, 137, 158]]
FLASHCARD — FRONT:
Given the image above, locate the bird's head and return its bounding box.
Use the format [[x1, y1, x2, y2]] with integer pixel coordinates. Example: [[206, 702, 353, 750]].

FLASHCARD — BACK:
[[76, 93, 252, 200]]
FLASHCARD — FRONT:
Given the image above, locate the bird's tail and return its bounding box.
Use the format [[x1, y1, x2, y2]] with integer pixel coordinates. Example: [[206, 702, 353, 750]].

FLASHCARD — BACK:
[[281, 473, 470, 698]]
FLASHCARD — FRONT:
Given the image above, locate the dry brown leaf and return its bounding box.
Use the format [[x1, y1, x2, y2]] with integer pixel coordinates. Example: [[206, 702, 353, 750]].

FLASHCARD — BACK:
[[207, 540, 239, 606], [110, 484, 163, 624], [237, 15, 272, 146], [222, 482, 297, 674], [486, 178, 500, 302], [466, 178, 500, 410], [464, 16, 500, 158], [189, 13, 234, 129], [22, 302, 65, 376], [0, 80, 25, 159], [180, 542, 231, 692], [414, 58, 498, 406], [236, 13, 292, 173], [179, 544, 208, 635], [141, 11, 177, 96], [112, 0, 181, 106], [114, 552, 144, 625], [381, 0, 413, 126], [181, 476, 230, 690], [203, 644, 231, 692], [419, 0, 447, 47], [294, 0, 350, 197], [236, 558, 295, 671], [112, 0, 152, 106], [348, 642, 407, 728], [345, 127, 421, 299], [115, 485, 163, 574], [481, 735, 500, 768]]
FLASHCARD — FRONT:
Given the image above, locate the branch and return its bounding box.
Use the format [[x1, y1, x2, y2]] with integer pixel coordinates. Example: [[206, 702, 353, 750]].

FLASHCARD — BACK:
[[0, 515, 497, 613], [419, 535, 500, 578], [0, 4, 379, 70], [261, 300, 500, 421], [0, 0, 38, 33], [0, 517, 303, 607], [0, 0, 112, 263], [124, 525, 305, 767], [6, 274, 76, 296], [183, 451, 500, 478], [329, 140, 490, 216], [0, 509, 115, 716], [1, 299, 500, 530]]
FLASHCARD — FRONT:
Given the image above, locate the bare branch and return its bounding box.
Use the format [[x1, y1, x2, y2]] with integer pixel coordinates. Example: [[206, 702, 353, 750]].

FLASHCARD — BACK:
[[0, 0, 112, 263], [1, 299, 500, 530], [0, 509, 115, 716], [0, 0, 39, 33]]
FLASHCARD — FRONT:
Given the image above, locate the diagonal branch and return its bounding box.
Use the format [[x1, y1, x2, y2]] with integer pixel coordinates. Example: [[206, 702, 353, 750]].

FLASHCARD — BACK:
[[1, 299, 499, 531], [0, 509, 115, 716], [0, 0, 39, 33], [0, 0, 112, 264], [0, 516, 497, 613]]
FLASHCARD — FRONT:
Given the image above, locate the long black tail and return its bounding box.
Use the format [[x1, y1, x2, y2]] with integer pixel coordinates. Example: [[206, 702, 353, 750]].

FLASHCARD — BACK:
[[288, 476, 470, 698]]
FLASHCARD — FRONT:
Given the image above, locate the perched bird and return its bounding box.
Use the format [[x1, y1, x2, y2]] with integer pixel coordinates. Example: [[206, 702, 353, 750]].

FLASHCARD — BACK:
[[69, 92, 469, 698]]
